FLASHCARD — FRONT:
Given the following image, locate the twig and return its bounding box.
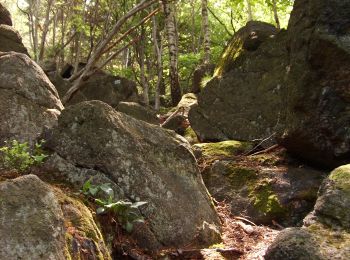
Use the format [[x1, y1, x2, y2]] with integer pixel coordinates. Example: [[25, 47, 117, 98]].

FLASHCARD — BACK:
[[160, 107, 185, 127], [243, 132, 276, 156], [249, 144, 279, 156], [233, 216, 257, 226]]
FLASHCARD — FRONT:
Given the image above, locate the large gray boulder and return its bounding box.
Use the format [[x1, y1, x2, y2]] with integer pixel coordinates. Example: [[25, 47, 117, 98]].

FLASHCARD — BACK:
[[279, 0, 350, 168], [116, 101, 159, 125], [44, 100, 221, 250], [0, 3, 12, 26], [189, 22, 287, 142], [0, 25, 28, 54], [49, 69, 139, 107], [265, 164, 350, 260], [0, 174, 110, 259], [0, 52, 63, 144]]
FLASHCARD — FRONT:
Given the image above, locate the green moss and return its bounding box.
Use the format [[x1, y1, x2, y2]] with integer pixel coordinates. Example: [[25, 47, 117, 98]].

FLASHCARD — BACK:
[[249, 180, 286, 215], [184, 127, 199, 144], [194, 140, 252, 158], [225, 165, 258, 189], [307, 223, 350, 256], [329, 165, 350, 191], [64, 233, 73, 260], [250, 153, 281, 166]]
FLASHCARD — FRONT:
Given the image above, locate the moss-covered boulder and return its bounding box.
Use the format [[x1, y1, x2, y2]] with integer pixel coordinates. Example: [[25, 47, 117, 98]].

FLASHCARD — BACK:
[[196, 142, 326, 225], [265, 164, 350, 259], [189, 23, 287, 142], [0, 175, 110, 259], [0, 52, 63, 145], [44, 100, 221, 250]]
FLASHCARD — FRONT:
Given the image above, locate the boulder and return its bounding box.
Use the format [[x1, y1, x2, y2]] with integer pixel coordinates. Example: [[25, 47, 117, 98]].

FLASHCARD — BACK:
[[162, 114, 187, 135], [0, 52, 63, 144], [0, 3, 12, 26], [44, 100, 221, 250], [189, 23, 287, 142], [0, 25, 28, 54], [0, 174, 110, 259], [116, 101, 159, 125], [51, 66, 139, 107], [280, 0, 350, 168], [265, 164, 350, 259], [196, 142, 326, 226]]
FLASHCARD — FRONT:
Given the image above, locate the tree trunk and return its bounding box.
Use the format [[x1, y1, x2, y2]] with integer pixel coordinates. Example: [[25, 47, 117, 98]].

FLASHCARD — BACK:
[[152, 13, 163, 110], [246, 0, 253, 21], [201, 0, 210, 64], [272, 0, 280, 29], [39, 0, 54, 61], [138, 26, 150, 105], [190, 0, 196, 53], [162, 0, 181, 106]]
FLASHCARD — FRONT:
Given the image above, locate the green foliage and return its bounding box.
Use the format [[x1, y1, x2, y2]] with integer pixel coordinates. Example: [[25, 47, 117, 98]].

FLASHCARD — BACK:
[[0, 140, 48, 172], [82, 179, 147, 232]]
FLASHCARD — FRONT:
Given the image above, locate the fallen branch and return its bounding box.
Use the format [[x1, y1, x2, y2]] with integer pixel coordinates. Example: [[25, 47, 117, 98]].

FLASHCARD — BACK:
[[160, 107, 185, 127]]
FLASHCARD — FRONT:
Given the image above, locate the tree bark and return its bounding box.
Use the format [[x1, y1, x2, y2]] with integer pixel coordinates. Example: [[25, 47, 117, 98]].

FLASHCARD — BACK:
[[39, 0, 55, 61], [201, 0, 210, 64], [272, 0, 280, 29], [162, 0, 181, 106], [152, 12, 163, 110], [246, 0, 253, 21]]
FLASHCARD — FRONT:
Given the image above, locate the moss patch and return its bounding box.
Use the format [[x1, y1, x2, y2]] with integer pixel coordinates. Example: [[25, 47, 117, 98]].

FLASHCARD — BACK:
[[249, 180, 286, 216], [225, 165, 258, 189], [194, 140, 252, 158], [184, 127, 199, 144], [329, 165, 350, 191]]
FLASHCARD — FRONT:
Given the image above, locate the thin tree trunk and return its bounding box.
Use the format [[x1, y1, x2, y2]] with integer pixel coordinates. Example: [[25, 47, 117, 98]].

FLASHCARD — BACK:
[[139, 26, 149, 105], [39, 0, 54, 61], [272, 0, 280, 29], [152, 13, 163, 110], [162, 0, 181, 106], [246, 0, 253, 21], [201, 0, 210, 64], [190, 0, 196, 53]]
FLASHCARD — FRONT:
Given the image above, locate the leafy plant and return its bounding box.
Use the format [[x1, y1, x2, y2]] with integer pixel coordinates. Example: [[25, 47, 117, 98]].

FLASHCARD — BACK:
[[0, 140, 48, 172], [81, 179, 147, 232]]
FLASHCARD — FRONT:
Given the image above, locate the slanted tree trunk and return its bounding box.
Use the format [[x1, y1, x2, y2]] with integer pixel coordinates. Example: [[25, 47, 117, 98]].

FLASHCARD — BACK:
[[272, 0, 280, 29], [62, 0, 157, 104], [201, 0, 210, 64], [162, 0, 181, 106]]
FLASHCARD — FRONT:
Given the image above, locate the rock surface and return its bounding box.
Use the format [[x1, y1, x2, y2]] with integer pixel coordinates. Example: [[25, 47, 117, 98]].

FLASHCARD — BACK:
[[265, 164, 350, 259], [280, 0, 350, 168], [196, 142, 326, 226], [0, 174, 110, 259], [116, 101, 158, 125], [44, 100, 221, 250], [189, 23, 287, 142], [50, 70, 139, 107], [0, 3, 12, 26], [0, 52, 63, 144], [0, 25, 29, 54]]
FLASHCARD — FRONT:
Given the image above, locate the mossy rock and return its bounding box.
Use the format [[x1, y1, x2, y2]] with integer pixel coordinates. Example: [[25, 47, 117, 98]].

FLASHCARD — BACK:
[[194, 140, 252, 158], [184, 126, 199, 144]]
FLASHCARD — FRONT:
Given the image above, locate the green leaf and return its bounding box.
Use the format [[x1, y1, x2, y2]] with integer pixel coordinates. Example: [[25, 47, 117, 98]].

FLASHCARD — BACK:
[[100, 183, 114, 197], [125, 221, 133, 233]]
